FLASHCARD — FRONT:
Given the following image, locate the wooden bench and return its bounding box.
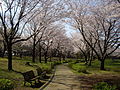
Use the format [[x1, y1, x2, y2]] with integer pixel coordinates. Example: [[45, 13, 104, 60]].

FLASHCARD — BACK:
[[22, 70, 40, 86], [36, 68, 48, 79]]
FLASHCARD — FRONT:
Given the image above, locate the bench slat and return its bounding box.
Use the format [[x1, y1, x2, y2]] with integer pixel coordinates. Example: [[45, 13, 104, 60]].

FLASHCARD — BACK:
[[22, 70, 40, 86]]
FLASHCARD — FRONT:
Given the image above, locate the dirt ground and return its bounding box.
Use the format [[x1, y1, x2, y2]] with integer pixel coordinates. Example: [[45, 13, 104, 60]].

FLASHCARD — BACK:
[[78, 74, 120, 90]]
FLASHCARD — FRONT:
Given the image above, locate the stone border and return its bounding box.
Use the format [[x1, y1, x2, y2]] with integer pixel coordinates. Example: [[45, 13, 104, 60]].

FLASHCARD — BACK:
[[39, 66, 56, 90]]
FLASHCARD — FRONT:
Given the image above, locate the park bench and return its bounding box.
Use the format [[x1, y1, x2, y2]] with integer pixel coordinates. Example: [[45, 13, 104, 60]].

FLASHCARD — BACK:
[[36, 68, 49, 79], [22, 70, 40, 86]]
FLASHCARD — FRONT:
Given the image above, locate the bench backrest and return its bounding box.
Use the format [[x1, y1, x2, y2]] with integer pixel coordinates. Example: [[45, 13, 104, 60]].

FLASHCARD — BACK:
[[36, 68, 42, 76], [22, 70, 35, 81]]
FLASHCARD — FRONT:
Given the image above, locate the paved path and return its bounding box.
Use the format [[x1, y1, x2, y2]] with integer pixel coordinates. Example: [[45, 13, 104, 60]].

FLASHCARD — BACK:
[[44, 64, 80, 90]]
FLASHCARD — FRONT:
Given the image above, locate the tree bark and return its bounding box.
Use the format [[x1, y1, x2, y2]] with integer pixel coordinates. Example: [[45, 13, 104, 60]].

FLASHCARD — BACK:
[[100, 59, 105, 70], [62, 55, 65, 60], [88, 59, 92, 66], [32, 45, 35, 63], [84, 56, 88, 65], [32, 36, 36, 63], [7, 43, 12, 71], [59, 53, 62, 62], [50, 56, 52, 62], [88, 51, 93, 66], [44, 51, 47, 63], [39, 44, 42, 63], [20, 52, 22, 59]]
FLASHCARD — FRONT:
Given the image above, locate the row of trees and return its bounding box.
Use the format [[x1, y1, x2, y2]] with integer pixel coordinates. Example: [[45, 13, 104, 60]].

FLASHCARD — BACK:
[[0, 0, 73, 71], [70, 0, 120, 70], [0, 0, 119, 71]]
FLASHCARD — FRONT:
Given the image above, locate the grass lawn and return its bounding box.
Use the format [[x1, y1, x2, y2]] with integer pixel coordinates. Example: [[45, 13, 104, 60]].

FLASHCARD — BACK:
[[68, 59, 120, 89], [0, 56, 53, 90]]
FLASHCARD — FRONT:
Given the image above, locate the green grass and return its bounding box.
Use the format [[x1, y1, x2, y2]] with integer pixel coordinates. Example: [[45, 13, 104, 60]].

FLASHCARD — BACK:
[[68, 59, 120, 75], [0, 57, 53, 90], [68, 59, 120, 89]]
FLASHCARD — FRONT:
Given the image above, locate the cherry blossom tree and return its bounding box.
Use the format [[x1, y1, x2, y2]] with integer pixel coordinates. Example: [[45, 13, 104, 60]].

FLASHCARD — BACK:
[[68, 0, 120, 70], [0, 0, 40, 70]]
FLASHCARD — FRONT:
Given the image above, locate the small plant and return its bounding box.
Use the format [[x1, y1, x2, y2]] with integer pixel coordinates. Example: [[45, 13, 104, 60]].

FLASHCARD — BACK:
[[0, 79, 15, 90], [93, 82, 117, 90]]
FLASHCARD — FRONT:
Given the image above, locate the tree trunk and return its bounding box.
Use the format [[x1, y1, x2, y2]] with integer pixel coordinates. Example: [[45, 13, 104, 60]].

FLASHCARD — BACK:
[[50, 56, 52, 62], [59, 56, 61, 62], [32, 45, 35, 63], [32, 37, 36, 63], [84, 56, 88, 65], [100, 59, 105, 70], [20, 53, 22, 59], [44, 52, 47, 63], [88, 51, 93, 66], [7, 43, 12, 71], [88, 59, 92, 66], [63, 55, 65, 60], [59, 53, 61, 62], [39, 45, 41, 63]]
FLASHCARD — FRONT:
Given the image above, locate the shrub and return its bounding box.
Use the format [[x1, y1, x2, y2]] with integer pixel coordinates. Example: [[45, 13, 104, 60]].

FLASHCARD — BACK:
[[0, 79, 14, 90], [93, 82, 117, 90]]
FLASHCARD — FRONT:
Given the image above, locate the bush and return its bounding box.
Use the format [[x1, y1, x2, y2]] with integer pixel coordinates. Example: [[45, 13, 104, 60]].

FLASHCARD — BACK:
[[0, 79, 14, 90], [93, 82, 117, 90]]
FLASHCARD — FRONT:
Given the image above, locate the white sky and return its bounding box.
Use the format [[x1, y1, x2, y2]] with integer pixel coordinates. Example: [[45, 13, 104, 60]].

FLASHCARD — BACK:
[[65, 24, 76, 37]]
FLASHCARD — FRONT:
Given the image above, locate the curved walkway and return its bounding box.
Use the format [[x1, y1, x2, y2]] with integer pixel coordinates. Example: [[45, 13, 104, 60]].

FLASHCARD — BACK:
[[44, 64, 80, 90]]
